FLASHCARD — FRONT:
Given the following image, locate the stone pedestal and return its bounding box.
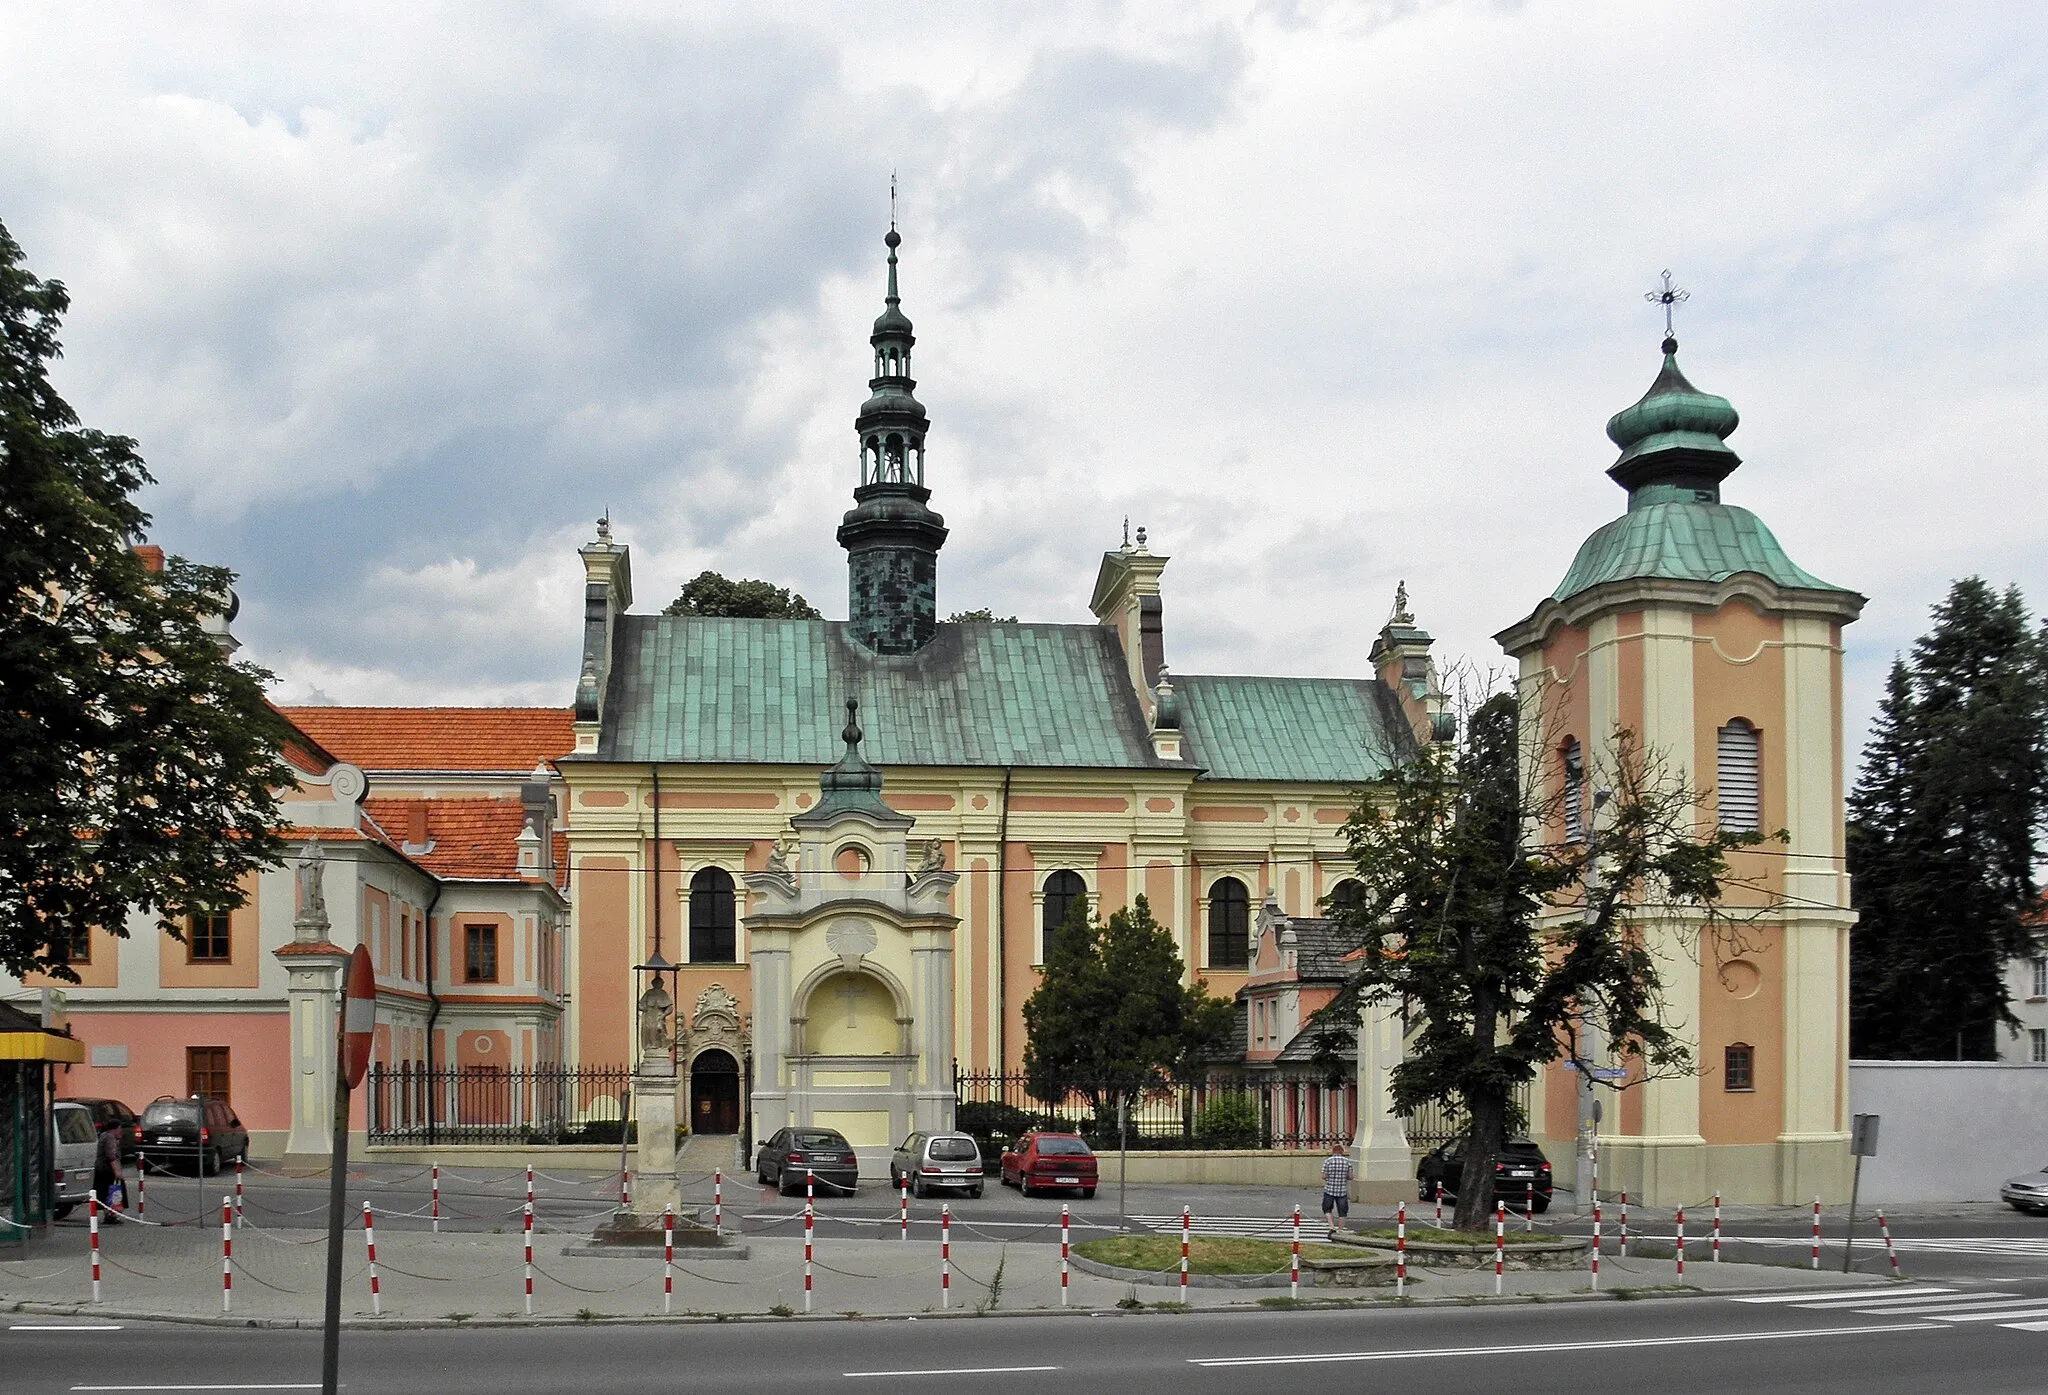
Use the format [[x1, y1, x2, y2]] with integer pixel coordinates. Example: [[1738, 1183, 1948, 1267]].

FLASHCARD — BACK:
[[276, 944, 350, 1163], [631, 1064, 681, 1217], [1353, 998, 1412, 1195]]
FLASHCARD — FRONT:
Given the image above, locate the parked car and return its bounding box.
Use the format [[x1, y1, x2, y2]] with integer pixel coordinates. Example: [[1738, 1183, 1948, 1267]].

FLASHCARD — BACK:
[[1416, 1137, 1554, 1213], [889, 1131, 986, 1198], [756, 1126, 859, 1196], [51, 1101, 99, 1219], [135, 1096, 249, 1175], [59, 1096, 141, 1163], [1000, 1132, 1098, 1198], [2001, 1166, 2048, 1214]]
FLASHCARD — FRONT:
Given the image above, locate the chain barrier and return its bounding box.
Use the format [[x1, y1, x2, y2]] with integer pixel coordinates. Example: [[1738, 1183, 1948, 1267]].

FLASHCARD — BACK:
[[526, 1258, 659, 1296]]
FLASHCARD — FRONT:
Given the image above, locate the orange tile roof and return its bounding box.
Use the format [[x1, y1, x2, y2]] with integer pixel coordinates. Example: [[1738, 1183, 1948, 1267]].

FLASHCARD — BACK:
[[281, 707, 573, 773], [361, 796, 559, 885]]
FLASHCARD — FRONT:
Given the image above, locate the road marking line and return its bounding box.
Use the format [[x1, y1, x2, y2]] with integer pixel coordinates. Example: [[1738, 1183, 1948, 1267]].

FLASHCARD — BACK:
[[1998, 1320, 2048, 1331], [1830, 1296, 2041, 1316], [1189, 1323, 1941, 1367], [1929, 1306, 2048, 1324], [845, 1367, 1059, 1378], [12, 1325, 126, 1332], [72, 1386, 323, 1392], [1730, 1288, 1947, 1304], [1796, 1292, 2016, 1310]]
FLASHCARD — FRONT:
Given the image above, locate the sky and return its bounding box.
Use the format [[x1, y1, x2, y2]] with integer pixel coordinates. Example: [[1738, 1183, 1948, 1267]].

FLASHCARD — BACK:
[[4, 1, 2046, 768]]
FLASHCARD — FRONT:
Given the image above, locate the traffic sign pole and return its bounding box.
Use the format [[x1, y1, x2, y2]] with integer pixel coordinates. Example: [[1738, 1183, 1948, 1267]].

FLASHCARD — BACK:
[[321, 946, 374, 1395]]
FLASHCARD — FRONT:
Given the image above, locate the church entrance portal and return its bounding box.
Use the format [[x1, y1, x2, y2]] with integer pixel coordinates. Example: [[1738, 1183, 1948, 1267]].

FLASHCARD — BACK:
[[690, 1050, 741, 1136]]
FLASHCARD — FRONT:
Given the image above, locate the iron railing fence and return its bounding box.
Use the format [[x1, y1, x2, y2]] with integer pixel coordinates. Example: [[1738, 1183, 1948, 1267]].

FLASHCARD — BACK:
[[366, 1063, 635, 1147], [952, 1068, 1356, 1152]]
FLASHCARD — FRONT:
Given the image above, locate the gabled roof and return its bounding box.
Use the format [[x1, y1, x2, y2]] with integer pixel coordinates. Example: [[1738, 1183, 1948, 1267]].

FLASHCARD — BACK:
[[588, 615, 1409, 783], [361, 796, 561, 887], [1276, 916, 1362, 979], [282, 707, 573, 773]]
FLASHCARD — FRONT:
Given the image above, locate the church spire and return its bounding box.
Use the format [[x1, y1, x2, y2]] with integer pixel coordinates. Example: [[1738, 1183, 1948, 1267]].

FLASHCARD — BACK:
[[839, 223, 948, 654], [1603, 276, 1741, 506]]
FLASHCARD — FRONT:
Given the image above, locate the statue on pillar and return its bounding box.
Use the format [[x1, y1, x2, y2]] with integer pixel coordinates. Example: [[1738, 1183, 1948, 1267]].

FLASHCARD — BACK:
[[292, 840, 331, 943], [637, 978, 674, 1063]]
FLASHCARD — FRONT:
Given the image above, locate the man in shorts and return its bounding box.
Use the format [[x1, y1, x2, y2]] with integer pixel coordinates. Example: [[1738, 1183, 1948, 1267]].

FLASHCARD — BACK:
[[1320, 1141, 1353, 1239]]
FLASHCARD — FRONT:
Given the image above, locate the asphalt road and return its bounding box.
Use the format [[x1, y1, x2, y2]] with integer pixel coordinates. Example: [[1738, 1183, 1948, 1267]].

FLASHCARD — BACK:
[[15, 1286, 2048, 1393]]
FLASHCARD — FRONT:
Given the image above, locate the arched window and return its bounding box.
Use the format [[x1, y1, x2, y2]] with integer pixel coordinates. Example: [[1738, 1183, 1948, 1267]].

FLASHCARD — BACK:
[[1327, 879, 1365, 919], [1207, 877, 1250, 969], [1041, 870, 1087, 963], [1723, 1042, 1755, 1092], [1561, 737, 1585, 842], [1717, 720, 1761, 833], [688, 867, 737, 963]]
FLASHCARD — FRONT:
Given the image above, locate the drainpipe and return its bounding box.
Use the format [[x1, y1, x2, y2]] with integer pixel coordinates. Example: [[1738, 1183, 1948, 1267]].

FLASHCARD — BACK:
[[422, 881, 444, 1145], [650, 763, 663, 962], [995, 766, 1013, 1074]]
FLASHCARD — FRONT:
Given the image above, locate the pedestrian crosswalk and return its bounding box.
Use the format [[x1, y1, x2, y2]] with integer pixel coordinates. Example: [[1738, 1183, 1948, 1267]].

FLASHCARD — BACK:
[[1731, 1285, 2048, 1331], [1736, 1235, 2048, 1259], [1129, 1214, 1303, 1239]]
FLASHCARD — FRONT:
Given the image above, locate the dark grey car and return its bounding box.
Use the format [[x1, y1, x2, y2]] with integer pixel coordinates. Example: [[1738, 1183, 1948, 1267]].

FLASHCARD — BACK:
[[888, 1130, 985, 1198], [756, 1126, 858, 1196], [138, 1096, 248, 1175]]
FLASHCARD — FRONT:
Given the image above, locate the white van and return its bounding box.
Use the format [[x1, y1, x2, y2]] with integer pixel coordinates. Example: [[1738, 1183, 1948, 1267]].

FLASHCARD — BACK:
[[51, 1101, 97, 1219]]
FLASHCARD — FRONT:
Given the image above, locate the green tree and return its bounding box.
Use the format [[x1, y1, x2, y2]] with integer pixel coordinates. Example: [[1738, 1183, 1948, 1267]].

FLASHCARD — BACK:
[[661, 570, 820, 619], [1021, 893, 1230, 1127], [944, 608, 1017, 624], [1849, 579, 2048, 1059], [0, 219, 291, 979], [1315, 693, 1760, 1230]]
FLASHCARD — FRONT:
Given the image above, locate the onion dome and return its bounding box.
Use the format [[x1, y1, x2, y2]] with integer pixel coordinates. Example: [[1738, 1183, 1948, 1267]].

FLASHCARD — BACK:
[[1603, 335, 1742, 499]]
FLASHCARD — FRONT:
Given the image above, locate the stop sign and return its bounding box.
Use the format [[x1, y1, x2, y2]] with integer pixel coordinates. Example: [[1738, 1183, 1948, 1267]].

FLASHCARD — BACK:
[[342, 944, 375, 1089]]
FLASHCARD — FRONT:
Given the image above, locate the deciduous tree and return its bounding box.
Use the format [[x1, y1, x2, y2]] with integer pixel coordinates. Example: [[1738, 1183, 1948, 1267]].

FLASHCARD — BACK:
[[661, 571, 820, 619]]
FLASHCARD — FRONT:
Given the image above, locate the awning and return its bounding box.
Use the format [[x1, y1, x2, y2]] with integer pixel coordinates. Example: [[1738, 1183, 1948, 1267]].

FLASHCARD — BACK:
[[0, 1031, 86, 1064]]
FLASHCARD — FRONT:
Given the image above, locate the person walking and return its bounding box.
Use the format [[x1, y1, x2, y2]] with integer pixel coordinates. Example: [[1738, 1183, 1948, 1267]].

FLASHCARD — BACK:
[[93, 1123, 126, 1223], [1320, 1141, 1353, 1240]]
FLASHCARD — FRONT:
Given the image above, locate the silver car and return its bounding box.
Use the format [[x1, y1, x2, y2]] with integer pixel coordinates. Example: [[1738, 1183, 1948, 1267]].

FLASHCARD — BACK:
[[2002, 1166, 2048, 1214], [51, 1101, 98, 1219], [889, 1130, 986, 1198]]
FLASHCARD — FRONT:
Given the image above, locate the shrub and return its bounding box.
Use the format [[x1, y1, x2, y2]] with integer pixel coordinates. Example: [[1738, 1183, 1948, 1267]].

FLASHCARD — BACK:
[[1193, 1093, 1262, 1149]]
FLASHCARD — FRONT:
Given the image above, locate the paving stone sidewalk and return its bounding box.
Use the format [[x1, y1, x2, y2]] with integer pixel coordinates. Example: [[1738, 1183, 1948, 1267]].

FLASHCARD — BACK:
[[0, 1213, 1890, 1325]]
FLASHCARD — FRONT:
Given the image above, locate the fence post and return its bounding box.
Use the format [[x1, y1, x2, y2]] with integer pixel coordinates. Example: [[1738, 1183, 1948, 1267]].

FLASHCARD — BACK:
[[363, 1202, 381, 1317], [222, 1196, 233, 1313], [1291, 1205, 1300, 1300]]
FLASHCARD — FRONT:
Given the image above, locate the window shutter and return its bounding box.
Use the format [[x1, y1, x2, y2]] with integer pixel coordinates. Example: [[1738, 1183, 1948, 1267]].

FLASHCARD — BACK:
[[1562, 739, 1584, 842], [1717, 721, 1761, 833]]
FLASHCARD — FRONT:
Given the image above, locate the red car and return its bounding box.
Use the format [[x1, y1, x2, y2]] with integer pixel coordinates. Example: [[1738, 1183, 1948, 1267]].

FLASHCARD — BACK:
[[1000, 1132, 1098, 1198]]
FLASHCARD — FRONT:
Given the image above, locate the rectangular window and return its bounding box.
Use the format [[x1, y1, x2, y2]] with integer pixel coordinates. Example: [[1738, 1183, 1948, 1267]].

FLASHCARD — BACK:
[[2032, 958, 2047, 1000], [187, 1046, 230, 1100], [1717, 721, 1762, 833], [1723, 1042, 1755, 1092], [464, 924, 498, 983], [60, 926, 92, 965], [188, 912, 232, 963], [2033, 1030, 2047, 1066]]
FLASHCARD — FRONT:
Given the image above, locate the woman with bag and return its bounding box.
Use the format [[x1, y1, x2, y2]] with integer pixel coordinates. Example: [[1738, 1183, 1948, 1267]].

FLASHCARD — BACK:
[[94, 1123, 126, 1223]]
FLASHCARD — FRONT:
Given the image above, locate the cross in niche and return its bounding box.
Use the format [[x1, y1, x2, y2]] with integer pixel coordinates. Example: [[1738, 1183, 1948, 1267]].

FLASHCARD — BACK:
[[1645, 269, 1689, 337], [833, 977, 865, 1029]]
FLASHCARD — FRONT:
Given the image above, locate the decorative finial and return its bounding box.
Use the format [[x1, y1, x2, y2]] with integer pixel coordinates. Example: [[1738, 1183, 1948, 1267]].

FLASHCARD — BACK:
[[1134, 526, 1148, 551], [596, 511, 611, 543], [1645, 269, 1688, 348], [1391, 580, 1413, 625], [841, 696, 863, 753], [890, 170, 897, 232]]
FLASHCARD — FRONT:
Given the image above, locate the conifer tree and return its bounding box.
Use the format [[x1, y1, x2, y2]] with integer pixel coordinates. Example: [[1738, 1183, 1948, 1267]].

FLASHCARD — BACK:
[[1849, 579, 2048, 1058], [0, 219, 290, 978]]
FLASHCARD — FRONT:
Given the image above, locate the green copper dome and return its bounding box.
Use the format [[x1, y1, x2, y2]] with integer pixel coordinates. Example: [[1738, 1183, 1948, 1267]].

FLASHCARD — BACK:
[[1604, 335, 1741, 495]]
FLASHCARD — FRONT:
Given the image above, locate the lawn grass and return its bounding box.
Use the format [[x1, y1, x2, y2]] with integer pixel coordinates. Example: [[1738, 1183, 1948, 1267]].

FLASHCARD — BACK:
[[1350, 1226, 1566, 1246], [1074, 1234, 1352, 1275]]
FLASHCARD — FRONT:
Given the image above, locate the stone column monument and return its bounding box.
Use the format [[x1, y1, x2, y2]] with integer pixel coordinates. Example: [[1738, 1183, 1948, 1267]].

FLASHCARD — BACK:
[[630, 977, 681, 1219], [276, 843, 352, 1166]]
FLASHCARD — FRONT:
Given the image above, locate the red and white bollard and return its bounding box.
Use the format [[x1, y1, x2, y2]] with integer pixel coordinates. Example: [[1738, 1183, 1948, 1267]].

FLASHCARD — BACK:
[[1290, 1206, 1301, 1301], [807, 1167, 815, 1207], [523, 1201, 534, 1316], [363, 1202, 381, 1316], [1712, 1192, 1722, 1263], [1396, 1201, 1408, 1297], [714, 1169, 723, 1237], [235, 1157, 245, 1228], [88, 1193, 101, 1303], [1619, 1189, 1629, 1257], [900, 1173, 909, 1242], [1877, 1209, 1901, 1278], [1434, 1180, 1443, 1229], [940, 1203, 952, 1309], [620, 1162, 631, 1210], [526, 1162, 535, 1209], [135, 1155, 145, 1219], [1061, 1203, 1071, 1306], [1675, 1205, 1686, 1279], [222, 1196, 234, 1313], [430, 1162, 440, 1235], [1590, 1194, 1602, 1291], [803, 1199, 814, 1313], [663, 1205, 674, 1315], [1493, 1201, 1505, 1295], [1811, 1196, 1822, 1270], [1180, 1206, 1191, 1300]]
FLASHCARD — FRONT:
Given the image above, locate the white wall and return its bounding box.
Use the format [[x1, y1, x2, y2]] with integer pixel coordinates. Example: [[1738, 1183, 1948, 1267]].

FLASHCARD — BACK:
[[1849, 1060, 2048, 1202]]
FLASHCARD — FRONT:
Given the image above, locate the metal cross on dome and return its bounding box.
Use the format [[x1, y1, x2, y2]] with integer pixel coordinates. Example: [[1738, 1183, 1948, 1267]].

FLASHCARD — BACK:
[[1645, 269, 1689, 337]]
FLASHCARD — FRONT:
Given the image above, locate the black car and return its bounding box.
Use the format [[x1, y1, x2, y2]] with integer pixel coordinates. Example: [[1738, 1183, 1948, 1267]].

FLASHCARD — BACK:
[[135, 1096, 249, 1175], [756, 1126, 859, 1196], [58, 1096, 141, 1162], [1416, 1137, 1554, 1213]]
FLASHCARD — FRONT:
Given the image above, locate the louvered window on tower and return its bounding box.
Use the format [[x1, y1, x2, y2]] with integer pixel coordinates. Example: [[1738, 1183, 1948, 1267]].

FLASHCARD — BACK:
[[1717, 720, 1761, 833], [1562, 738, 1585, 843]]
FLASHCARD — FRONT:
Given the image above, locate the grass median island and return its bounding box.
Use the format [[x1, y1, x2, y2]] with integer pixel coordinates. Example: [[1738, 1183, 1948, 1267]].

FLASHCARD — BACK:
[[1074, 1234, 1354, 1275], [1351, 1226, 1566, 1246]]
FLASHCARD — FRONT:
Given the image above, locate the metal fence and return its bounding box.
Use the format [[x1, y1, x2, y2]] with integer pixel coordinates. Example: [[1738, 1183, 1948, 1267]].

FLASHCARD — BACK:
[[366, 1063, 635, 1147], [952, 1069, 1356, 1151]]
